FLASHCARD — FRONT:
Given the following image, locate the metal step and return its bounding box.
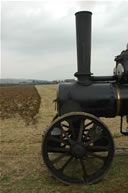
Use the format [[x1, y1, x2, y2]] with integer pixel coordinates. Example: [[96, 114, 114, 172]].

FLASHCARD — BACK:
[[121, 129, 128, 136]]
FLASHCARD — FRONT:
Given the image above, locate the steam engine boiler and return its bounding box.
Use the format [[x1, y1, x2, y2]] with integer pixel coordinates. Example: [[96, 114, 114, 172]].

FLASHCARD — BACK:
[[42, 11, 128, 185]]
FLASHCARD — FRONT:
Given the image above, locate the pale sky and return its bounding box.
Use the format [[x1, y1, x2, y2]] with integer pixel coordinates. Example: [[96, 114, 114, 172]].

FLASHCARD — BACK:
[[1, 1, 128, 80]]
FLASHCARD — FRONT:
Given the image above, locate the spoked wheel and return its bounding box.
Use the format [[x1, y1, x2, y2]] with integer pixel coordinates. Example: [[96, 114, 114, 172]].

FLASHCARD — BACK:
[[42, 112, 114, 185]]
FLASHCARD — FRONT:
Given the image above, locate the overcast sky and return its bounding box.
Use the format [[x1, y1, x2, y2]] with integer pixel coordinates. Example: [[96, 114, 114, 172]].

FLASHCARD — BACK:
[[1, 1, 128, 80]]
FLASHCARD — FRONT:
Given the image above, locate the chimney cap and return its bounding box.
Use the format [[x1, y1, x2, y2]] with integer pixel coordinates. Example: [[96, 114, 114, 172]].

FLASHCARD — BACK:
[[75, 11, 92, 16]]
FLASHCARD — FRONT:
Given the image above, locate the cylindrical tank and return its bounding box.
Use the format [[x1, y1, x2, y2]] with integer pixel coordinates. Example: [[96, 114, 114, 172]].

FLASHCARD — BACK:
[[57, 82, 128, 117]]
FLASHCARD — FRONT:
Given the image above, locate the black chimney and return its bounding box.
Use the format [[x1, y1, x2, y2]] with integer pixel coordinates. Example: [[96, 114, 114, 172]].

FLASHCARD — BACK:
[[74, 11, 92, 84]]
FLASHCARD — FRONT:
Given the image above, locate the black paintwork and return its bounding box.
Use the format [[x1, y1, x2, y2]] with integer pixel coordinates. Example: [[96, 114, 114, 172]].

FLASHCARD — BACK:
[[56, 11, 128, 119], [74, 11, 92, 84], [120, 83, 128, 115], [57, 81, 128, 117]]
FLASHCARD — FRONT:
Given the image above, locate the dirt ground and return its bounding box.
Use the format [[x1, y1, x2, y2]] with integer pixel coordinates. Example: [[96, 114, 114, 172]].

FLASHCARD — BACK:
[[0, 85, 41, 124]]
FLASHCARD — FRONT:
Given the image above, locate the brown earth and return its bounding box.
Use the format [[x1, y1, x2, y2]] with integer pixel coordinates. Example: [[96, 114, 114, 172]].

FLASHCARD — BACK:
[[0, 85, 41, 124]]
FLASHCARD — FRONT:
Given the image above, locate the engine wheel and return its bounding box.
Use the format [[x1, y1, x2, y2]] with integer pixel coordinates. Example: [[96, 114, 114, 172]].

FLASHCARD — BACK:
[[42, 112, 114, 185]]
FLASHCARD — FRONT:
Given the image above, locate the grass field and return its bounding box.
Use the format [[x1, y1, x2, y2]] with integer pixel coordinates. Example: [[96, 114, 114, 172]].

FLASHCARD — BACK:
[[0, 85, 128, 193]]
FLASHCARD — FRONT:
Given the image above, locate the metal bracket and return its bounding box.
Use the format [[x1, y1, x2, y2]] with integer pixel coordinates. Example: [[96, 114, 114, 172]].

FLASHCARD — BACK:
[[120, 116, 128, 136]]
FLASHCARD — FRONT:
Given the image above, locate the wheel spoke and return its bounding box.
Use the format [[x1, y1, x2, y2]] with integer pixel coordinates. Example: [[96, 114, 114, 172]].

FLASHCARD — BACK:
[[85, 156, 100, 171], [52, 153, 69, 164], [59, 156, 73, 171], [84, 121, 93, 129], [61, 126, 74, 144], [61, 124, 69, 129], [78, 119, 84, 142], [84, 135, 102, 147], [87, 145, 110, 152], [48, 146, 70, 153], [71, 158, 78, 178], [87, 152, 107, 161], [48, 136, 69, 145], [69, 121, 76, 139], [80, 159, 88, 181]]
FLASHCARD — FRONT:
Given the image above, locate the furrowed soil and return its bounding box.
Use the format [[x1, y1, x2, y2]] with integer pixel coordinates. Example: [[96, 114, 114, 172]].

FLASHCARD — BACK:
[[0, 85, 41, 124], [0, 85, 128, 193]]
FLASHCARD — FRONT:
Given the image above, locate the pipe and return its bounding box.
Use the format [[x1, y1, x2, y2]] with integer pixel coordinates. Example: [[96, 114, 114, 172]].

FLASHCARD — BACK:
[[91, 76, 116, 82], [74, 11, 92, 83]]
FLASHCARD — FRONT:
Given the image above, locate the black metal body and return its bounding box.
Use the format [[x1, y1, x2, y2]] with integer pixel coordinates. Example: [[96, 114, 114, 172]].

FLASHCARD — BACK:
[[57, 81, 128, 117], [56, 11, 128, 119]]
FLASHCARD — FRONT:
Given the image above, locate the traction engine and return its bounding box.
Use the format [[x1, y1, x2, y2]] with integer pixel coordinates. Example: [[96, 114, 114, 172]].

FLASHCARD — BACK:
[[42, 11, 128, 185]]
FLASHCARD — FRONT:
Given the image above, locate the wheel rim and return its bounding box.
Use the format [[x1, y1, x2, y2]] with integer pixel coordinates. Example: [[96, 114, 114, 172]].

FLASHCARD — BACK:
[[42, 112, 114, 185]]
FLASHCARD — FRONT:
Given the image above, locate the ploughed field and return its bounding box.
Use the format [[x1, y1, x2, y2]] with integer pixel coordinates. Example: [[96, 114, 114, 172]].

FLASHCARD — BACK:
[[0, 85, 128, 193], [0, 85, 41, 124]]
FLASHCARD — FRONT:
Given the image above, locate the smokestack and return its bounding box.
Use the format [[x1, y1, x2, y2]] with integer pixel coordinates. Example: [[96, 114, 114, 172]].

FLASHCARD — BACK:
[[74, 11, 92, 83]]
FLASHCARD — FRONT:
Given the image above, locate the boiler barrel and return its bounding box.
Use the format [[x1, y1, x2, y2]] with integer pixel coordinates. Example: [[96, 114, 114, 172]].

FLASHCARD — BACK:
[[57, 82, 128, 117]]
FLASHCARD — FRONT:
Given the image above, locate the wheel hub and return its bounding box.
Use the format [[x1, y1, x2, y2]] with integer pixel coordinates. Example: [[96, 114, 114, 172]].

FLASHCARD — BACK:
[[71, 143, 86, 158]]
